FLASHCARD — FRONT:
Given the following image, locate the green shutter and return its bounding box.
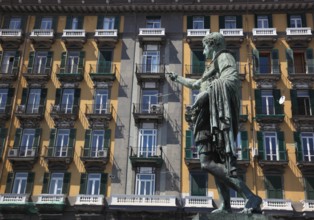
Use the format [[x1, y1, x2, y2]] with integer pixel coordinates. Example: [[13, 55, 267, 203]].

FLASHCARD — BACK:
[[266, 175, 283, 199], [219, 16, 225, 29], [104, 129, 111, 149], [12, 51, 20, 75], [306, 48, 314, 74], [27, 51, 35, 74], [68, 129, 76, 157], [48, 129, 57, 150], [305, 177, 314, 200], [98, 50, 112, 73], [52, 16, 58, 31], [5, 172, 14, 193], [0, 128, 7, 157], [62, 172, 71, 194], [255, 90, 262, 115], [60, 52, 67, 74], [73, 88, 81, 114], [271, 49, 279, 74], [236, 15, 242, 28], [204, 16, 210, 29], [241, 131, 249, 160], [42, 173, 50, 193], [290, 89, 298, 115], [78, 51, 85, 74], [55, 89, 61, 106], [185, 130, 193, 159], [33, 128, 41, 151], [191, 172, 207, 196], [192, 50, 205, 74], [187, 16, 193, 29], [2, 15, 11, 29], [39, 88, 47, 114], [100, 173, 108, 195], [286, 48, 294, 74], [287, 14, 291, 28], [77, 16, 84, 29], [301, 14, 306, 27], [26, 172, 35, 194], [45, 51, 53, 74], [257, 131, 264, 159], [273, 89, 283, 114], [21, 88, 28, 106], [253, 49, 260, 74], [294, 132, 302, 162], [65, 16, 72, 29], [13, 128, 22, 149], [6, 88, 14, 114], [34, 16, 42, 29], [97, 15, 104, 29], [268, 15, 273, 28], [310, 90, 314, 115], [277, 131, 286, 161], [84, 129, 92, 156], [79, 173, 87, 194], [114, 16, 120, 30], [254, 15, 258, 28]]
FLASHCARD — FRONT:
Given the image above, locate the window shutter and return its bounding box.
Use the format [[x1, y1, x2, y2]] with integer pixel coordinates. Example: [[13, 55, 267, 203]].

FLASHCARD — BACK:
[[286, 48, 294, 74], [100, 173, 108, 195], [185, 130, 192, 158], [273, 89, 283, 114], [60, 52, 67, 74], [21, 88, 28, 106], [98, 50, 112, 73], [34, 16, 42, 29], [192, 50, 205, 74], [42, 173, 50, 193], [39, 88, 47, 114], [45, 51, 53, 74], [0, 128, 7, 157], [48, 129, 57, 153], [306, 48, 314, 74], [266, 175, 283, 199], [79, 173, 87, 194], [6, 88, 14, 114], [26, 172, 35, 194], [236, 15, 242, 28], [254, 15, 258, 28], [277, 131, 286, 161], [55, 89, 61, 106], [305, 177, 314, 200], [268, 15, 273, 28], [254, 90, 262, 115], [252, 49, 260, 74], [104, 129, 111, 149], [52, 16, 58, 31], [0, 51, 3, 67], [68, 129, 76, 157], [73, 88, 81, 114], [257, 131, 264, 159], [219, 16, 225, 29], [77, 16, 84, 29], [33, 128, 41, 151], [287, 14, 291, 28], [204, 16, 210, 29], [290, 89, 298, 115], [97, 15, 104, 29], [293, 132, 302, 162], [271, 49, 279, 74], [27, 51, 35, 74], [13, 128, 23, 149], [190, 172, 207, 196], [12, 51, 20, 75], [301, 14, 306, 27], [84, 129, 92, 156], [2, 15, 11, 29], [241, 131, 249, 160], [114, 16, 120, 30], [5, 172, 14, 193], [65, 16, 72, 29], [78, 51, 85, 75], [62, 172, 71, 194], [310, 90, 314, 115], [187, 16, 193, 29]]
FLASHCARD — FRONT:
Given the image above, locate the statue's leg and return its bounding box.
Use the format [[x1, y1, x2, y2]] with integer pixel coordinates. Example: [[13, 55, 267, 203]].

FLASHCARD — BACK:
[[212, 177, 232, 213]]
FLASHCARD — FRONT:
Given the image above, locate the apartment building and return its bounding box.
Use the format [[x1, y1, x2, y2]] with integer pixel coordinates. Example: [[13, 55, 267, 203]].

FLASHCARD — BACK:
[[0, 0, 313, 219]]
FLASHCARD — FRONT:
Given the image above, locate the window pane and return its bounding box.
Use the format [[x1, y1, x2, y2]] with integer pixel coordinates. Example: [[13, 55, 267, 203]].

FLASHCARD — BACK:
[[26, 89, 41, 113], [261, 90, 274, 115], [94, 89, 108, 113], [56, 129, 70, 156], [49, 173, 64, 194], [0, 89, 8, 113], [141, 90, 158, 112], [34, 51, 48, 74], [9, 18, 21, 29], [103, 17, 115, 29], [1, 51, 15, 74], [61, 89, 75, 113], [225, 16, 236, 29], [193, 17, 204, 29], [257, 16, 269, 28], [87, 173, 101, 195], [92, 130, 105, 156], [12, 173, 28, 194], [41, 17, 52, 29]]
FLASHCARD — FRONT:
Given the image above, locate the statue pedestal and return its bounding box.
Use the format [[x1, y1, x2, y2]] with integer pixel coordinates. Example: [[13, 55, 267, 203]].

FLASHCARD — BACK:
[[191, 213, 272, 220]]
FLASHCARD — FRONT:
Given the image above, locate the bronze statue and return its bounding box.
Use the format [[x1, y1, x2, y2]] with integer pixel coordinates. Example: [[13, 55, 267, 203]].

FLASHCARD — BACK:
[[169, 32, 262, 214]]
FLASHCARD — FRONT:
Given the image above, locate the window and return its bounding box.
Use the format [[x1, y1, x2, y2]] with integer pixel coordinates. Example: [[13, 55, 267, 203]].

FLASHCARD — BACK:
[[40, 17, 52, 29], [71, 17, 79, 29], [135, 167, 155, 195], [297, 90, 311, 116], [257, 16, 269, 28], [94, 89, 108, 114], [98, 50, 112, 73], [33, 51, 48, 74], [0, 88, 8, 113], [225, 16, 236, 29], [1, 51, 15, 74], [193, 16, 204, 29], [103, 17, 115, 30], [49, 173, 64, 194], [301, 132, 314, 162], [190, 172, 207, 196], [87, 173, 101, 195], [138, 129, 157, 157], [61, 89, 74, 113], [141, 90, 158, 113], [9, 17, 21, 29], [19, 129, 35, 157], [290, 15, 302, 28], [26, 89, 41, 113], [236, 132, 242, 159], [264, 132, 278, 161], [191, 50, 205, 75], [261, 91, 274, 115], [91, 130, 105, 157], [55, 129, 70, 157], [146, 17, 161, 28], [142, 45, 160, 73], [259, 53, 271, 74], [66, 51, 79, 74], [12, 172, 28, 194], [265, 175, 283, 199]]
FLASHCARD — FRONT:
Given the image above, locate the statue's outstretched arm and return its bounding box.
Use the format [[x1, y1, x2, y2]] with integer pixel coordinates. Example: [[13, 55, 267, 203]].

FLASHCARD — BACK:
[[168, 72, 198, 89], [191, 63, 216, 89]]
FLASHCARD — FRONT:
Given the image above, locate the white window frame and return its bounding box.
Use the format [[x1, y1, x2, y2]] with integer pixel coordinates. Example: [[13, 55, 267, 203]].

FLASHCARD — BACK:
[[71, 17, 79, 30], [264, 132, 278, 161], [142, 50, 160, 73], [236, 132, 242, 160], [0, 88, 8, 113], [290, 15, 302, 28], [91, 130, 105, 157], [20, 129, 35, 157], [103, 17, 115, 30], [225, 16, 236, 29], [1, 51, 15, 74], [141, 90, 158, 113], [40, 17, 52, 29], [297, 90, 312, 116], [135, 167, 155, 195], [66, 51, 79, 74], [262, 90, 275, 115], [86, 173, 101, 195], [193, 16, 204, 29], [12, 172, 28, 194], [138, 129, 157, 157], [49, 173, 64, 195], [61, 89, 75, 114], [9, 17, 21, 29], [94, 89, 108, 114], [257, 15, 269, 28], [146, 18, 161, 28], [55, 129, 70, 157], [34, 51, 48, 74], [301, 132, 314, 162], [26, 89, 41, 114]]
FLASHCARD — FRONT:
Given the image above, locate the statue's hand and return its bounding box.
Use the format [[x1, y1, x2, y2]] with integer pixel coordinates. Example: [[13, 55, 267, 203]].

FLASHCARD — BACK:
[[192, 79, 201, 89], [168, 72, 178, 81]]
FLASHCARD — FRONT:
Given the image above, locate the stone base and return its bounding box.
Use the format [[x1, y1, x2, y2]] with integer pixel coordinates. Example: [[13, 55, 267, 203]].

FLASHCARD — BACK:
[[191, 213, 273, 220]]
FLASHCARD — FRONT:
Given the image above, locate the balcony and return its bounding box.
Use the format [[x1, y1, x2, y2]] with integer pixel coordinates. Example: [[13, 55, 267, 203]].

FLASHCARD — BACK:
[[29, 29, 54, 48], [253, 65, 281, 89], [94, 29, 118, 47], [36, 194, 66, 213], [44, 146, 74, 170], [109, 195, 178, 212], [129, 146, 163, 168], [0, 194, 32, 213], [262, 199, 293, 216], [138, 28, 166, 45], [186, 29, 210, 45], [288, 64, 314, 88], [236, 147, 250, 169], [252, 28, 277, 44], [80, 148, 110, 172], [255, 113, 285, 124], [258, 150, 288, 172], [291, 113, 314, 129], [220, 28, 244, 44], [22, 64, 51, 86], [185, 64, 205, 79], [0, 29, 23, 48], [239, 104, 248, 123], [56, 64, 84, 85], [7, 147, 38, 170], [286, 27, 312, 43], [85, 104, 113, 128], [74, 195, 104, 213], [133, 103, 164, 124], [135, 64, 166, 84], [50, 104, 79, 127], [231, 198, 245, 210], [89, 63, 116, 85], [302, 200, 314, 217], [61, 29, 86, 48], [15, 104, 45, 127], [185, 146, 200, 169], [295, 148, 314, 173], [183, 196, 213, 211], [0, 64, 18, 84], [0, 105, 12, 122]]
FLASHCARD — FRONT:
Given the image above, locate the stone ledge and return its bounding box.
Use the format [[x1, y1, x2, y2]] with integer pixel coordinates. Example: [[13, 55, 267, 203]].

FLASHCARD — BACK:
[[191, 213, 273, 220]]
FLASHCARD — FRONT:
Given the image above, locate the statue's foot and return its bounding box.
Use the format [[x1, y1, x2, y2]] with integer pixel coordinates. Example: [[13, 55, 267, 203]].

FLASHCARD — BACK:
[[240, 195, 262, 214], [211, 206, 232, 214]]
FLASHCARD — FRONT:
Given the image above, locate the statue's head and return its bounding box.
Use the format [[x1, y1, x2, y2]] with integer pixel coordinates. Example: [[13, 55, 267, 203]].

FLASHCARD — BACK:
[[202, 32, 225, 60]]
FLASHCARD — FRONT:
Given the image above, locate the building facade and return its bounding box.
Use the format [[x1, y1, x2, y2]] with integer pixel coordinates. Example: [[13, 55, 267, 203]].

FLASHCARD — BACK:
[[0, 0, 313, 219]]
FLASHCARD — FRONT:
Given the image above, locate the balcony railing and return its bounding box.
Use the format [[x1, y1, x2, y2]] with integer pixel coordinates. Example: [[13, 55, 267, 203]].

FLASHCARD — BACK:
[[8, 147, 37, 158], [259, 150, 287, 162], [139, 28, 165, 36], [0, 104, 12, 119], [231, 198, 245, 209], [288, 64, 314, 74], [252, 28, 277, 36], [75, 194, 104, 205], [22, 64, 52, 76], [50, 104, 79, 115], [129, 146, 163, 168], [15, 104, 45, 116], [185, 64, 205, 76], [262, 199, 293, 211], [85, 104, 111, 115], [302, 200, 314, 212], [81, 148, 109, 158], [62, 29, 86, 37], [110, 195, 177, 207], [133, 103, 163, 115], [30, 29, 54, 38], [220, 28, 243, 36], [286, 27, 312, 36], [90, 63, 116, 75], [185, 146, 200, 160], [183, 196, 213, 208], [136, 64, 166, 74], [95, 29, 118, 37], [0, 29, 22, 37], [187, 29, 210, 37], [0, 64, 19, 78], [0, 194, 29, 203], [37, 194, 66, 204], [46, 146, 73, 158]]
